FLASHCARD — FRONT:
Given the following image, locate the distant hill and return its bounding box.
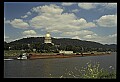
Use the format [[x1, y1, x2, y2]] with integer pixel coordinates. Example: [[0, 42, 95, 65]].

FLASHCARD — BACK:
[[4, 37, 117, 52]]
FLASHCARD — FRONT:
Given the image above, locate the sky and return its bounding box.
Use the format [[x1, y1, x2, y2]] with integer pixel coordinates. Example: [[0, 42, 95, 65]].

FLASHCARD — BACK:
[[4, 2, 117, 44]]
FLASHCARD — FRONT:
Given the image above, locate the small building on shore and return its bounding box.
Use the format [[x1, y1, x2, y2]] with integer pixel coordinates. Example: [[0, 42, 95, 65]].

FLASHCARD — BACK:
[[59, 50, 73, 54]]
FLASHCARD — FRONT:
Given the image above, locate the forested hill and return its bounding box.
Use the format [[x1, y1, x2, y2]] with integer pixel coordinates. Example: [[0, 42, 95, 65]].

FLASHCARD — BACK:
[[4, 37, 117, 51]]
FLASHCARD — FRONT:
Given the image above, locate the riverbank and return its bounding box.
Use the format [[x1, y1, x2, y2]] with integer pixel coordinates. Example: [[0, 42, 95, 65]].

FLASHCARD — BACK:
[[4, 50, 112, 59], [28, 53, 111, 59]]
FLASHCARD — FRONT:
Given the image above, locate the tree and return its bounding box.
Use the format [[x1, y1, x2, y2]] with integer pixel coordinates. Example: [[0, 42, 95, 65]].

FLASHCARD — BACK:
[[65, 45, 73, 51]]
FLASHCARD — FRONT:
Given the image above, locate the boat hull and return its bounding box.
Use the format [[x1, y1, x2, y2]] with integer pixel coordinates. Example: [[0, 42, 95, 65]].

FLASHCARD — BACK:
[[17, 56, 27, 60]]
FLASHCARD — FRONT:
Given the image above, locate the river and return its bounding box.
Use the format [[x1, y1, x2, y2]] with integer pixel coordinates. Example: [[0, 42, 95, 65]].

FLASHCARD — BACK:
[[4, 52, 116, 78]]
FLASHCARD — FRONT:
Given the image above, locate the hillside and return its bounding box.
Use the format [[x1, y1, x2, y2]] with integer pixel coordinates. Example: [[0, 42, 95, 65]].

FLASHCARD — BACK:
[[4, 37, 117, 52]]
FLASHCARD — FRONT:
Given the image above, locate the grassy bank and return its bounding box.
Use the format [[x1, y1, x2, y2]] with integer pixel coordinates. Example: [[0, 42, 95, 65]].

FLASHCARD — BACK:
[[4, 50, 58, 57], [4, 50, 23, 56]]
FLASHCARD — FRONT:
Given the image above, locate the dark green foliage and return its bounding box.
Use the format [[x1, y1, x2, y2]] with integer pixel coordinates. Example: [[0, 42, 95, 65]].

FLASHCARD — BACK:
[[4, 37, 117, 52]]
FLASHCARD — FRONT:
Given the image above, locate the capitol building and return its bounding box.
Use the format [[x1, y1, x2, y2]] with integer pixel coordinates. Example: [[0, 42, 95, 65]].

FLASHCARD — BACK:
[[44, 32, 54, 45], [44, 32, 52, 44]]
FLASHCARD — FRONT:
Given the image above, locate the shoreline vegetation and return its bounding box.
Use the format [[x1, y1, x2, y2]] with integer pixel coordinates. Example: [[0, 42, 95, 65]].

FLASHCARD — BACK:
[[49, 62, 116, 79], [4, 50, 112, 59]]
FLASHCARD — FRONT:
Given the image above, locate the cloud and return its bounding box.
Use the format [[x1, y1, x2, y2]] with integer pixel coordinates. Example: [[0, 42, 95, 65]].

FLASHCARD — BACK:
[[62, 29, 117, 44], [71, 9, 79, 13], [61, 2, 76, 6], [4, 35, 11, 42], [21, 11, 32, 18], [32, 4, 63, 15], [4, 18, 10, 24], [95, 14, 117, 27], [61, 30, 94, 37], [10, 19, 29, 29], [50, 30, 61, 33], [78, 3, 96, 10], [108, 33, 117, 38], [4, 36, 9, 39], [30, 13, 96, 31], [21, 15, 28, 18], [27, 11, 32, 15], [22, 30, 43, 39], [78, 3, 117, 10], [105, 3, 117, 9], [23, 30, 37, 35], [72, 36, 80, 39], [71, 32, 117, 44], [100, 33, 117, 44], [30, 5, 96, 32], [70, 31, 100, 42], [4, 35, 9, 41]]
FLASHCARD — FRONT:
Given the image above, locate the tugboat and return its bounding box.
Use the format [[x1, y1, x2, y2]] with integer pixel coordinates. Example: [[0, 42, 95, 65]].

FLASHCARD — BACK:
[[17, 53, 28, 60]]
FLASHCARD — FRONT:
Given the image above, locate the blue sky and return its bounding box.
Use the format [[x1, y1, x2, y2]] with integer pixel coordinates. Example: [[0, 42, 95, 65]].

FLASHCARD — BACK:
[[4, 2, 117, 44]]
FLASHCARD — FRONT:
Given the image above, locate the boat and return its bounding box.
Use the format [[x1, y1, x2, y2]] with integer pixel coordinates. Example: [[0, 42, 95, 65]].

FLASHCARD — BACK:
[[4, 59, 14, 61], [17, 53, 28, 60]]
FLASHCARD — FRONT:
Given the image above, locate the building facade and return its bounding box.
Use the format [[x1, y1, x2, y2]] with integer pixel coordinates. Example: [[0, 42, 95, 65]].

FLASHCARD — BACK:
[[44, 32, 52, 44], [59, 50, 73, 54]]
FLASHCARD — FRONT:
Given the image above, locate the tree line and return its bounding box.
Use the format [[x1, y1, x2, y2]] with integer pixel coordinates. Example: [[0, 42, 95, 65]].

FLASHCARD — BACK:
[[4, 37, 117, 53]]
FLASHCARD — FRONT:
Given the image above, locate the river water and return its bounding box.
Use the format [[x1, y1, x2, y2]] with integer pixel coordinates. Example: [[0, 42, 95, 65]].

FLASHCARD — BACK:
[[4, 52, 116, 78]]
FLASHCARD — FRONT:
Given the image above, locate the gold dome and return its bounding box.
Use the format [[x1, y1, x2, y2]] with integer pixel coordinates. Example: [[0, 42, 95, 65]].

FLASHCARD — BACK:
[[45, 33, 51, 37]]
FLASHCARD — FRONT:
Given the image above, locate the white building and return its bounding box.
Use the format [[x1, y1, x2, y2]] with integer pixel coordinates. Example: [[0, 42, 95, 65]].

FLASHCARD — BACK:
[[59, 50, 73, 54], [44, 32, 52, 44]]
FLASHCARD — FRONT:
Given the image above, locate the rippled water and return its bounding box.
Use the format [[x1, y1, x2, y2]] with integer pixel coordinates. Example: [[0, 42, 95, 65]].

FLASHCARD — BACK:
[[4, 52, 116, 78]]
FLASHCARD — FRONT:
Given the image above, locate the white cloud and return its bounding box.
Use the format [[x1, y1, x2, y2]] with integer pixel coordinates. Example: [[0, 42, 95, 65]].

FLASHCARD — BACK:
[[83, 34, 98, 39], [95, 14, 117, 27], [70, 31, 101, 42], [21, 12, 32, 18], [4, 35, 11, 42], [61, 30, 94, 36], [30, 13, 96, 31], [21, 33, 44, 40], [23, 30, 37, 35], [5, 20, 10, 24], [61, 2, 76, 6], [105, 3, 117, 9], [21, 15, 28, 18], [30, 5, 96, 32], [4, 18, 10, 24], [10, 19, 29, 29], [71, 9, 79, 13], [108, 33, 117, 38], [4, 36, 9, 39], [72, 36, 80, 39], [99, 33, 117, 44], [63, 30, 117, 44], [5, 33, 44, 43], [32, 4, 63, 15], [4, 35, 9, 41], [50, 30, 61, 33], [27, 11, 32, 15], [78, 3, 96, 10], [82, 33, 116, 44], [78, 3, 117, 10]]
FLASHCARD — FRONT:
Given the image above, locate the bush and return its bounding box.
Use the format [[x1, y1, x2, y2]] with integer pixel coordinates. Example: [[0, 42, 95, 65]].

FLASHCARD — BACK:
[[49, 62, 116, 79]]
